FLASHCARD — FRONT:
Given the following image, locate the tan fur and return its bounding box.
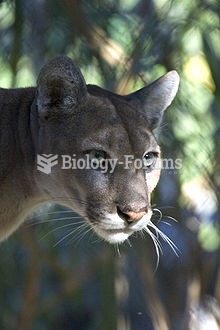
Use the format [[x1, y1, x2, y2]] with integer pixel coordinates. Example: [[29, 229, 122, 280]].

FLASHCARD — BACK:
[[0, 56, 179, 243]]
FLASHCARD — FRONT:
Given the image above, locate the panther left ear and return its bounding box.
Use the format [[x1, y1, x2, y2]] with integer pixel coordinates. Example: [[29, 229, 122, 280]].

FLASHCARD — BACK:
[[127, 71, 180, 130], [36, 55, 87, 119]]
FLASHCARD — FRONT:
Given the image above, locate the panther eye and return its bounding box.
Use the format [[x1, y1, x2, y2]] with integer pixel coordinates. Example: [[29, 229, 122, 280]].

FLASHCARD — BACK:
[[88, 150, 107, 163], [143, 152, 158, 168]]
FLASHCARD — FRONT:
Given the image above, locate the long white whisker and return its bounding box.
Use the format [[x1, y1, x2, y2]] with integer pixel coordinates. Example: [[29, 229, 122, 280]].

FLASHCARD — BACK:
[[30, 210, 77, 220], [126, 238, 132, 247], [152, 204, 176, 210], [114, 242, 121, 256], [70, 223, 90, 241], [143, 227, 161, 270], [28, 217, 84, 226], [148, 221, 180, 256], [88, 225, 104, 244], [53, 231, 75, 247], [160, 221, 172, 227], [163, 215, 178, 223], [152, 208, 178, 224], [53, 223, 88, 247], [39, 221, 85, 241], [74, 225, 95, 246], [152, 208, 163, 221]]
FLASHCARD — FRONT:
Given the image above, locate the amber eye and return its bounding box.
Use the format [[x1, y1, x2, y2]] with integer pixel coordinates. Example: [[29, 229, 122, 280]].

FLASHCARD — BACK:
[[88, 150, 107, 164], [143, 152, 157, 168]]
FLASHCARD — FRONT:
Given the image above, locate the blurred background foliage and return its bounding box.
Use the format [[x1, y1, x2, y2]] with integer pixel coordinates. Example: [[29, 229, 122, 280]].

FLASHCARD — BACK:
[[0, 0, 219, 329]]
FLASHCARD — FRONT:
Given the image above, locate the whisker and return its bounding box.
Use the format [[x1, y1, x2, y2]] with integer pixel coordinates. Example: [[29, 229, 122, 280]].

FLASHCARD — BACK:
[[89, 234, 103, 245], [70, 223, 90, 241], [38, 221, 85, 241], [148, 221, 180, 257], [159, 220, 173, 227], [87, 225, 104, 245], [63, 220, 94, 246], [126, 238, 132, 248], [53, 223, 89, 247], [143, 227, 161, 270], [163, 215, 178, 223], [28, 217, 84, 226], [115, 243, 121, 256], [29, 209, 77, 220], [52, 197, 89, 207], [152, 208, 163, 222], [74, 225, 95, 246], [152, 207, 178, 224], [151, 204, 176, 210]]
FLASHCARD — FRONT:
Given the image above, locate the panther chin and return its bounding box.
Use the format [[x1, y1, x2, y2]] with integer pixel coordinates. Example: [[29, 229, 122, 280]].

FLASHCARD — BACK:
[[92, 212, 152, 244], [94, 227, 133, 244]]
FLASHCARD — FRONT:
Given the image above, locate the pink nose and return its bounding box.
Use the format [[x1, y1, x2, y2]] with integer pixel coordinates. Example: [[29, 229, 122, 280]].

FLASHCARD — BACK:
[[126, 210, 146, 222]]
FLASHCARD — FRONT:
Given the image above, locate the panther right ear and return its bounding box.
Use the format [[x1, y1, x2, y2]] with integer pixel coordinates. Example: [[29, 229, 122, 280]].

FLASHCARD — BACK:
[[36, 56, 87, 119], [126, 71, 180, 130]]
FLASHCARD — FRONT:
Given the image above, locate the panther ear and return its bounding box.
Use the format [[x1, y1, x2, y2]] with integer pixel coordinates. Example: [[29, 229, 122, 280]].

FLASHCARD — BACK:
[[36, 56, 87, 119], [127, 71, 180, 130]]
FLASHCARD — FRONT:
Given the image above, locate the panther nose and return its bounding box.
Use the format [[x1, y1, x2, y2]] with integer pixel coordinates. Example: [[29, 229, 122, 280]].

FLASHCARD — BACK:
[[126, 210, 146, 222], [117, 207, 147, 224]]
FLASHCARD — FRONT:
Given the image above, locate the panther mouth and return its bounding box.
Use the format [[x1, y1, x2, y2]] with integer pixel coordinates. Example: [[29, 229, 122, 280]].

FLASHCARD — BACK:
[[92, 211, 152, 244], [93, 226, 133, 244], [89, 210, 179, 265]]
